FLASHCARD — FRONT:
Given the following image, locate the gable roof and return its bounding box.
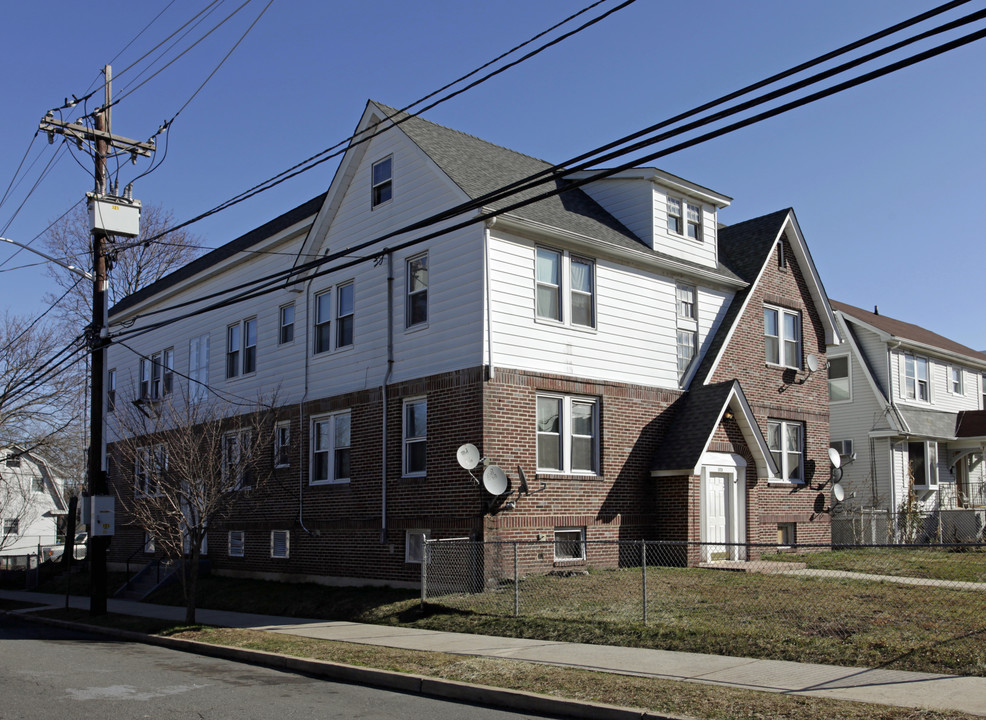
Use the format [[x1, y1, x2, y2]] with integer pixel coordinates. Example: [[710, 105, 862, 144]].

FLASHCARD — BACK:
[[651, 380, 777, 478], [831, 300, 986, 367], [110, 193, 325, 316], [370, 101, 644, 250], [367, 102, 745, 284]]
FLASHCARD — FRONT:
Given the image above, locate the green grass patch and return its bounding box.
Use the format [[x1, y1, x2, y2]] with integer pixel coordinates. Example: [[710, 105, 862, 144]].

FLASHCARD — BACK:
[[760, 547, 986, 583]]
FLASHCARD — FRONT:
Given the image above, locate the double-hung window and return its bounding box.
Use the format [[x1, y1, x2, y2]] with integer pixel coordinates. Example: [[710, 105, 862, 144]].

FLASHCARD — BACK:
[[336, 282, 354, 348], [908, 441, 938, 488], [949, 366, 964, 395], [226, 319, 256, 378], [767, 420, 803, 483], [536, 395, 599, 475], [274, 422, 291, 467], [222, 429, 253, 490], [904, 353, 930, 402], [686, 203, 702, 240], [675, 284, 698, 381], [667, 197, 682, 234], [189, 334, 210, 403], [535, 247, 595, 328], [403, 398, 427, 476], [764, 305, 801, 368], [107, 368, 117, 412], [2, 519, 19, 536], [406, 254, 428, 328], [311, 411, 351, 484], [314, 290, 332, 354], [279, 304, 295, 345], [228, 531, 245, 558], [371, 157, 392, 207], [135, 445, 167, 496], [828, 355, 850, 402], [140, 349, 173, 400]]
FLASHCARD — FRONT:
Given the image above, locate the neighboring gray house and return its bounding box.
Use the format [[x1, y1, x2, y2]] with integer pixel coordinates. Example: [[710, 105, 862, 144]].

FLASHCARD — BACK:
[[828, 301, 986, 541], [0, 446, 69, 560]]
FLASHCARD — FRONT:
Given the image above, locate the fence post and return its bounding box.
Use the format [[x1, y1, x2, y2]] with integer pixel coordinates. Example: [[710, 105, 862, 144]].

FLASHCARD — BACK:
[[420, 542, 428, 608], [641, 539, 648, 625], [513, 541, 519, 617]]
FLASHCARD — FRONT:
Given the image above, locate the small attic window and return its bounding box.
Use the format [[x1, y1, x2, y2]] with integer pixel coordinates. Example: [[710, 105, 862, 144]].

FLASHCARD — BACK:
[[777, 240, 787, 269], [372, 157, 393, 207]]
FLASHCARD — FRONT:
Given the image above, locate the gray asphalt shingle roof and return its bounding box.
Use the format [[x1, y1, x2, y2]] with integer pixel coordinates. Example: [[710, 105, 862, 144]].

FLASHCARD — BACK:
[[651, 380, 738, 473]]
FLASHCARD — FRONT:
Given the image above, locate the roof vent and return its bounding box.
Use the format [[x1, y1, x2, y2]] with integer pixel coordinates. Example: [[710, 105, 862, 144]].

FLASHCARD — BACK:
[[874, 305, 879, 316]]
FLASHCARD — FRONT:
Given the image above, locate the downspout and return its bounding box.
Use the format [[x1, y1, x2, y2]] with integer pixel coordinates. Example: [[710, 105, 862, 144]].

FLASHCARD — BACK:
[[484, 220, 495, 381], [381, 251, 394, 543], [297, 274, 314, 536], [886, 340, 902, 519]]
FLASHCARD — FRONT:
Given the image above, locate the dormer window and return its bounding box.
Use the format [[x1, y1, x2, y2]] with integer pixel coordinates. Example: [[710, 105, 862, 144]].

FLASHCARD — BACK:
[[686, 203, 702, 240], [371, 157, 392, 207], [667, 197, 682, 234], [667, 196, 702, 241]]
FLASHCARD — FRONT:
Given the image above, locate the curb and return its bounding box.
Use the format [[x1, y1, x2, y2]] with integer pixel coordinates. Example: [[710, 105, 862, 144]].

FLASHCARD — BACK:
[[8, 610, 697, 720]]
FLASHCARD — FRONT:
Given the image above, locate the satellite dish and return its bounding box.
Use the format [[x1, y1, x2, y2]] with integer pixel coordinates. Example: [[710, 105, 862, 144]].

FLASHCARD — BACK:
[[517, 465, 529, 494], [832, 482, 846, 503], [806, 354, 820, 373], [828, 446, 842, 469], [457, 443, 481, 470], [482, 465, 509, 495]]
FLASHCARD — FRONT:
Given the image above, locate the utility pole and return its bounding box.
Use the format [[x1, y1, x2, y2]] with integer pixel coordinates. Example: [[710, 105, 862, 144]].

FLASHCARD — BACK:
[[40, 65, 153, 615]]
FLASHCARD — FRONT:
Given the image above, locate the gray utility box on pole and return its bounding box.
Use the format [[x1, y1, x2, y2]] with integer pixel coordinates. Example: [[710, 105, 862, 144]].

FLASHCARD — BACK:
[[87, 193, 141, 238]]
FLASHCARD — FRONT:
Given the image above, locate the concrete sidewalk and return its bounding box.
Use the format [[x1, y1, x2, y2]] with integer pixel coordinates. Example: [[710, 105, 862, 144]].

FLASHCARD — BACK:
[[2, 589, 984, 717]]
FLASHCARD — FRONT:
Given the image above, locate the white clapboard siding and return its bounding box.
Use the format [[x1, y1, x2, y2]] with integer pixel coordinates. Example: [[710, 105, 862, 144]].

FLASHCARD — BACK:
[[579, 178, 655, 246], [487, 229, 735, 389], [650, 187, 718, 269], [106, 119, 490, 432]]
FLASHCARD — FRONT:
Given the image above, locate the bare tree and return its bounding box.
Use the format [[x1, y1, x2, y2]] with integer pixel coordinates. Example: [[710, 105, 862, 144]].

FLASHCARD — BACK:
[[0, 314, 79, 452], [109, 387, 278, 624], [41, 203, 202, 325], [0, 460, 38, 554], [39, 203, 202, 498]]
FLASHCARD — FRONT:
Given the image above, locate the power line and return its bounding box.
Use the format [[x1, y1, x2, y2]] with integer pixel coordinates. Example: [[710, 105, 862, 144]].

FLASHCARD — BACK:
[[137, 0, 640, 244], [108, 15, 986, 345]]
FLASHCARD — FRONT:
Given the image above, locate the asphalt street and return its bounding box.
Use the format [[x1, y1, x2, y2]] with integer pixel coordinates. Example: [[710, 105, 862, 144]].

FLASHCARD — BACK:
[[0, 615, 565, 720]]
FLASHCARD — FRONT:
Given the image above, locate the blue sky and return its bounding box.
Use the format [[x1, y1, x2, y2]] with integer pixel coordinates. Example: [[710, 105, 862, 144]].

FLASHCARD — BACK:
[[1, 0, 984, 350]]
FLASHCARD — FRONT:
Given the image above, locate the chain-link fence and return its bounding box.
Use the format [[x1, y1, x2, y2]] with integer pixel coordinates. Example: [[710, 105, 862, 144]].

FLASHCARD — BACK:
[[421, 539, 986, 673], [832, 507, 985, 545]]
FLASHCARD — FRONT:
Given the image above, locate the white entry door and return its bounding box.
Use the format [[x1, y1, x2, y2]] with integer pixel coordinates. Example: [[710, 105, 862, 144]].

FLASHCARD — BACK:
[[705, 472, 729, 561]]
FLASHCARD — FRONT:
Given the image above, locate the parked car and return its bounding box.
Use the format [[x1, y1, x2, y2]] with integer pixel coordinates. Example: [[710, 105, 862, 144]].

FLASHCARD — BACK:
[[41, 532, 88, 563]]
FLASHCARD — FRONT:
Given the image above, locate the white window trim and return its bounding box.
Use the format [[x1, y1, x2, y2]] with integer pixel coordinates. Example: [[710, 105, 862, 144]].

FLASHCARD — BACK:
[[405, 529, 430, 564], [902, 352, 931, 403], [767, 419, 804, 485], [279, 303, 295, 345], [226, 318, 256, 379], [228, 530, 245, 558], [948, 365, 964, 395], [666, 196, 703, 242], [830, 439, 854, 458], [405, 253, 428, 330], [828, 354, 852, 404], [402, 397, 427, 478], [313, 289, 332, 354], [536, 394, 600, 476], [140, 348, 174, 401], [270, 529, 290, 559], [134, 444, 167, 497], [310, 410, 352, 485], [553, 527, 586, 562], [534, 246, 596, 330], [222, 429, 253, 490], [764, 304, 802, 370], [189, 334, 210, 404], [908, 440, 939, 489], [371, 155, 393, 208], [274, 421, 291, 468], [336, 281, 355, 349]]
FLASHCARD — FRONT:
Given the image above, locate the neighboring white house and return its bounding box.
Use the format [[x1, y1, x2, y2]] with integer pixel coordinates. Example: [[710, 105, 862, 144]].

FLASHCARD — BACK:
[[0, 446, 69, 559], [828, 301, 986, 541]]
